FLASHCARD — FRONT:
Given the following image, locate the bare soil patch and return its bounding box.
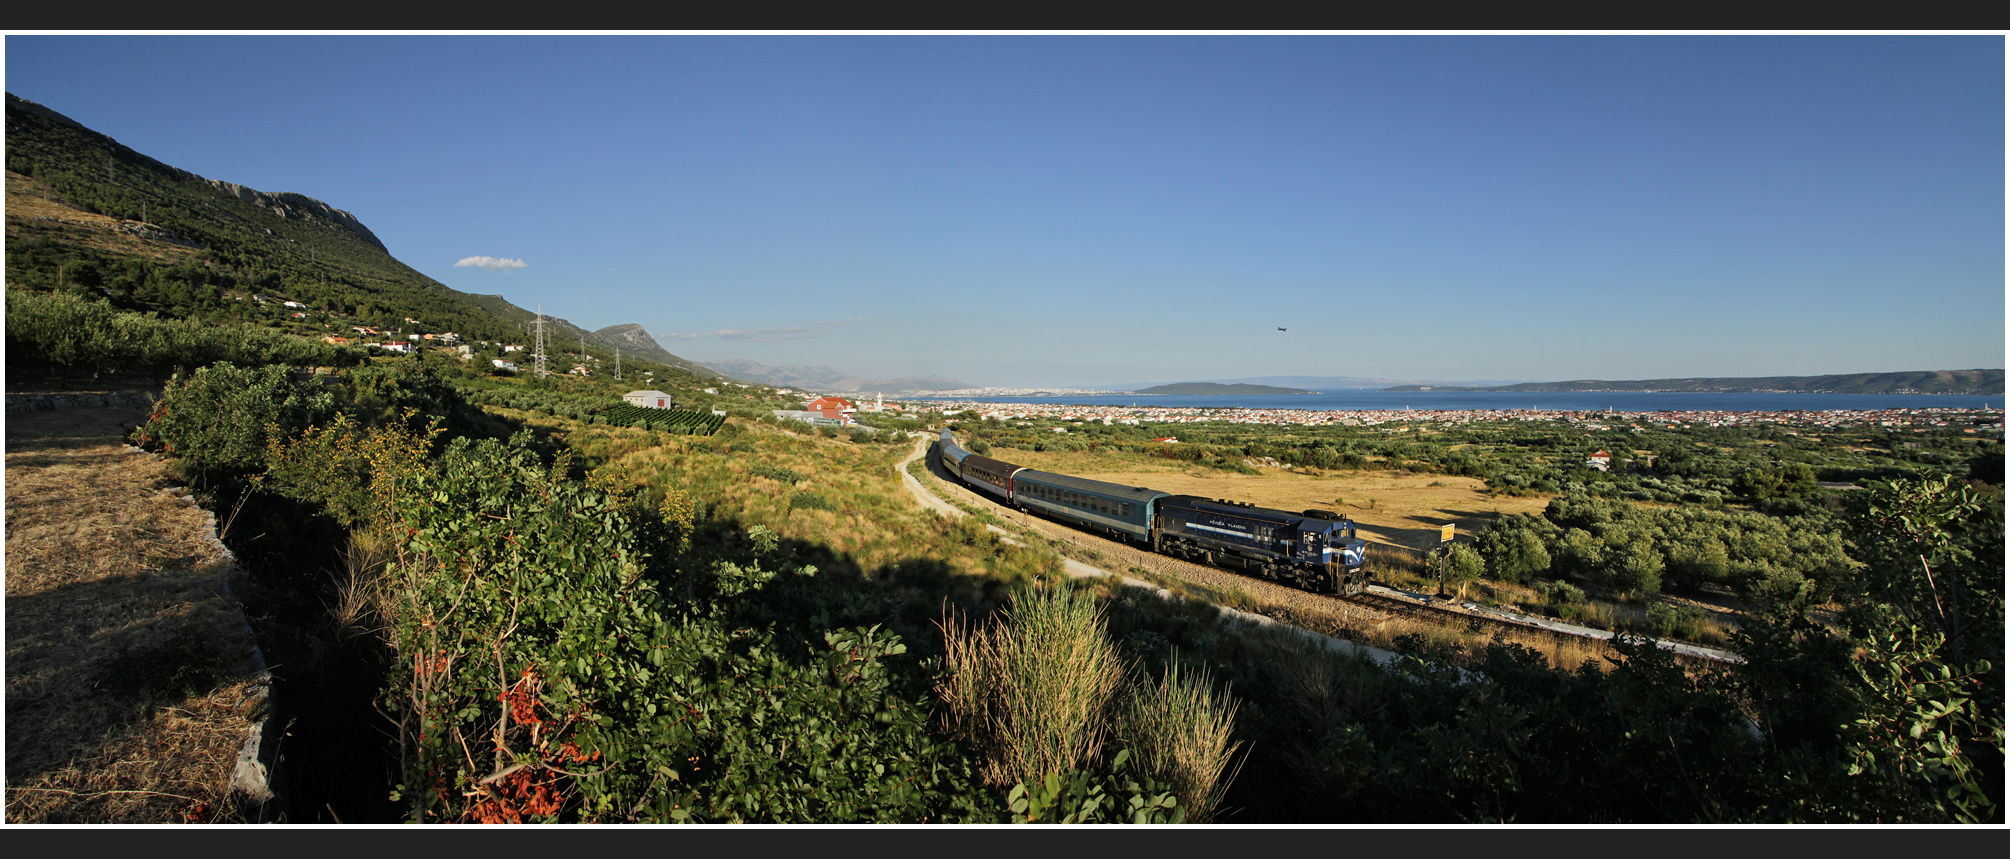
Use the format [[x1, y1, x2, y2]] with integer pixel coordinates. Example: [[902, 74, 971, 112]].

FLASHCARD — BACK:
[[5, 404, 265, 823], [7, 169, 207, 267]]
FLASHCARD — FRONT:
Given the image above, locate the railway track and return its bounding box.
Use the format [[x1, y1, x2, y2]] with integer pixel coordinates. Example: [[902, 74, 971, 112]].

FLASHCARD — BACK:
[[1338, 589, 1584, 647], [909, 438, 1739, 665], [1332, 584, 1741, 665]]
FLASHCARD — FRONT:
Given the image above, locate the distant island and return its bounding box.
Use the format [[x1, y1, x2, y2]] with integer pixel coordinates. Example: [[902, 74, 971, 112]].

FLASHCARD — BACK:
[[1382, 369, 2003, 396], [1130, 382, 1316, 396]]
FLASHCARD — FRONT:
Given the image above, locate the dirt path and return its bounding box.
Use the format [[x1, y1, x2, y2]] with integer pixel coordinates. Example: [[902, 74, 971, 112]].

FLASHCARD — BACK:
[[4, 402, 273, 823]]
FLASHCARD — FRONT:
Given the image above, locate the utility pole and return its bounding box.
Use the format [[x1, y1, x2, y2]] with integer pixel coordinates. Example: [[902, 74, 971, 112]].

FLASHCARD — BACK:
[[615, 347, 622, 381]]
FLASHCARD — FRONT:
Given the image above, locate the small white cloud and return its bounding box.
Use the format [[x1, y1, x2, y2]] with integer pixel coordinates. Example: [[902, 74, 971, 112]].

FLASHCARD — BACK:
[[455, 256, 528, 272]]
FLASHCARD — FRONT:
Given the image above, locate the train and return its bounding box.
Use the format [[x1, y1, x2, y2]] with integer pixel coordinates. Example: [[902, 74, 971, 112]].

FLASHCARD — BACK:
[[935, 428, 1372, 595]]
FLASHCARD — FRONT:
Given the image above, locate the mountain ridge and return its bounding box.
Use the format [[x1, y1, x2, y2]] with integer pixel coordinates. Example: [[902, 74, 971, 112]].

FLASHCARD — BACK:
[[695, 357, 968, 394]]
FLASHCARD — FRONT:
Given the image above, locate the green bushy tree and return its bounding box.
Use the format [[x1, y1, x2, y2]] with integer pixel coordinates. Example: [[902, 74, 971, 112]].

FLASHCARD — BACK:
[[133, 362, 340, 484]]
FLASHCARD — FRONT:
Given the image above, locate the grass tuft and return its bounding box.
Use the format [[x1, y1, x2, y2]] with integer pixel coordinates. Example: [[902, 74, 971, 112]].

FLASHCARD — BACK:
[[938, 588, 1126, 788], [1118, 656, 1242, 822]]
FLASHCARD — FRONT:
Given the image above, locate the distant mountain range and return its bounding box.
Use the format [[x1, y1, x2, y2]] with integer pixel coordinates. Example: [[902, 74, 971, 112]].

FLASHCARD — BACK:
[[1382, 370, 2004, 395], [1098, 375, 1528, 391], [1130, 382, 1316, 395], [694, 358, 969, 394]]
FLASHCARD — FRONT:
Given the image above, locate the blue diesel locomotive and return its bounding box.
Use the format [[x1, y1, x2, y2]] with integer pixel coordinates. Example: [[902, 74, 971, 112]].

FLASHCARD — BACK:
[[935, 429, 1370, 596]]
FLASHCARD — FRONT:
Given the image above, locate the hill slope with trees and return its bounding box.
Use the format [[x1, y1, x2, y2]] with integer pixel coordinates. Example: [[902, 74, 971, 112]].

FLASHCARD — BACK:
[[4, 92, 716, 378]]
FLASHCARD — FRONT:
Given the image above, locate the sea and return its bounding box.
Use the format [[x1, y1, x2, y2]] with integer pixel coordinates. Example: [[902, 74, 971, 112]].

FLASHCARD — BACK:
[[910, 390, 2004, 414]]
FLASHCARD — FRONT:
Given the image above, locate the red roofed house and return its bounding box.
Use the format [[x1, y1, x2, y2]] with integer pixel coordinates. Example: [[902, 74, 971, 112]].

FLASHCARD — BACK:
[[1587, 450, 1611, 472], [806, 396, 856, 424]]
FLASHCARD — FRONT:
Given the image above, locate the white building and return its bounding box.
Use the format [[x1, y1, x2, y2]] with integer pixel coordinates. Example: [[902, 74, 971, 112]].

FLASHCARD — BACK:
[[624, 390, 674, 409]]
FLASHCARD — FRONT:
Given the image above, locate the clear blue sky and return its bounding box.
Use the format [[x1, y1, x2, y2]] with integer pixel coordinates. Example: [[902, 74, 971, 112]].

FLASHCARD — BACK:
[[6, 34, 2003, 388]]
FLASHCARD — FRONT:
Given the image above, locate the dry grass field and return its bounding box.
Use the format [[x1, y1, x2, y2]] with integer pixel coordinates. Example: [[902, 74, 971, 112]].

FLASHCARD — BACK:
[[5, 403, 265, 823], [7, 171, 207, 267], [985, 446, 1552, 551]]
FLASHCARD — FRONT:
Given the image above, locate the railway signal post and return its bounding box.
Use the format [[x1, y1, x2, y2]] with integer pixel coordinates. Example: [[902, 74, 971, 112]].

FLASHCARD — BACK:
[[1435, 523, 1455, 599]]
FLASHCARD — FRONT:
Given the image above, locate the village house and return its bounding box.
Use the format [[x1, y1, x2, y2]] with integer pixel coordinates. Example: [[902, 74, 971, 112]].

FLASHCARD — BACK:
[[491, 359, 518, 371], [624, 390, 674, 409], [806, 396, 857, 424], [1587, 450, 1612, 471]]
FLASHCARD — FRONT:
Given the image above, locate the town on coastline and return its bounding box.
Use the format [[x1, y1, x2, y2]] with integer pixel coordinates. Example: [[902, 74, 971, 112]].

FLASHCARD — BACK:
[[919, 400, 2007, 434]]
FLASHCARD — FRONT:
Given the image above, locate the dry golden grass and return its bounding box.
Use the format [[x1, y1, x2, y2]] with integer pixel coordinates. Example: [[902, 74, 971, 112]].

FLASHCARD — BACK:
[[6, 170, 207, 267], [992, 446, 1551, 551], [5, 403, 266, 823]]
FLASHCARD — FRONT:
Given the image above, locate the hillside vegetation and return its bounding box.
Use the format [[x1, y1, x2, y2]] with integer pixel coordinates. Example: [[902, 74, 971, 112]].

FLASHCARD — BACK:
[[4, 93, 718, 382]]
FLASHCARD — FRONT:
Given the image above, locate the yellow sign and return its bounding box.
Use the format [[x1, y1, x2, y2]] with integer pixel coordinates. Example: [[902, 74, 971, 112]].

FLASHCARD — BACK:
[[1440, 524, 1455, 543]]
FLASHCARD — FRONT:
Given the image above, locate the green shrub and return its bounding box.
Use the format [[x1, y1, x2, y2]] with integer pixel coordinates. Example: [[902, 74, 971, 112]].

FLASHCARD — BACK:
[[753, 463, 804, 484], [7, 288, 366, 373], [1645, 603, 1677, 637], [134, 362, 340, 484], [790, 491, 836, 512], [383, 432, 990, 823]]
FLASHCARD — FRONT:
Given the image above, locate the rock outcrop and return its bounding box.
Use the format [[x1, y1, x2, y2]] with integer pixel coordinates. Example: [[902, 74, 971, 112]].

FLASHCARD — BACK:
[[204, 180, 388, 253]]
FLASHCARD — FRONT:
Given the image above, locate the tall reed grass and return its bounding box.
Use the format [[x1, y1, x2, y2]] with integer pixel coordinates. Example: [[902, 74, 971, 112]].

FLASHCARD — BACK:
[[938, 588, 1125, 788], [1118, 658, 1242, 822], [937, 588, 1246, 821]]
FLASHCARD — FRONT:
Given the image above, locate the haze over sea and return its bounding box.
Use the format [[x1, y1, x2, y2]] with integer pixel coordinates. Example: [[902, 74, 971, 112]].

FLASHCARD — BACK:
[[917, 391, 2004, 413]]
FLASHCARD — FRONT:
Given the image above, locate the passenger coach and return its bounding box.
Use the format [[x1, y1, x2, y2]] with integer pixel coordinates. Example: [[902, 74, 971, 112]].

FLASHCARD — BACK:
[[959, 454, 1021, 502], [1009, 470, 1167, 544]]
